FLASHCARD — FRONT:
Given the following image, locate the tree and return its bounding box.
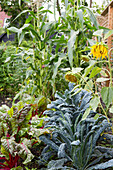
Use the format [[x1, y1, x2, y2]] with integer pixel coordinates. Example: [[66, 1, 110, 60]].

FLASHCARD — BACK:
[[101, 0, 112, 10], [92, 0, 112, 14], [0, 0, 30, 27]]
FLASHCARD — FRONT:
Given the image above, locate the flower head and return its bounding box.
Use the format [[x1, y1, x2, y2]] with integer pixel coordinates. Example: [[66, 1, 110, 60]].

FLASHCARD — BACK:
[[42, 65, 45, 68], [81, 55, 90, 62], [65, 72, 78, 83], [90, 43, 108, 60]]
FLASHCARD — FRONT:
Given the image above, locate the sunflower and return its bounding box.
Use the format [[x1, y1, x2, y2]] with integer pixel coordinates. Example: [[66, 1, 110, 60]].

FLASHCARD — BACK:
[[65, 72, 78, 83], [90, 44, 108, 59]]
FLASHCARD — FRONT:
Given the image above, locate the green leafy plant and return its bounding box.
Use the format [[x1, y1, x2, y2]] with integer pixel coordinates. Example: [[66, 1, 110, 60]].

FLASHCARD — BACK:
[[0, 95, 50, 169], [0, 41, 28, 94], [39, 83, 113, 169], [64, 29, 113, 125], [6, 0, 100, 98], [0, 103, 33, 169], [0, 0, 30, 28], [7, 5, 62, 97], [48, 0, 99, 69]]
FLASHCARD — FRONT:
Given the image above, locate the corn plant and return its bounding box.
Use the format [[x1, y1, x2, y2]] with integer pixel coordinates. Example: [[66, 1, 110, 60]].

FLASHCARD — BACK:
[[6, 0, 100, 98]]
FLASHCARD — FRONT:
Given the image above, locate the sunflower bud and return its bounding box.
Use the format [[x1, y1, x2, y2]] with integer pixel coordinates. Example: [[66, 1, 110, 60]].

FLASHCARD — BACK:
[[65, 72, 78, 83], [81, 55, 90, 62]]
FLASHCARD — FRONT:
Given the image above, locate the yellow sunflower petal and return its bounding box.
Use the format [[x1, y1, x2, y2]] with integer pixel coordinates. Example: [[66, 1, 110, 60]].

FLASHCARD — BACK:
[[90, 44, 108, 60]]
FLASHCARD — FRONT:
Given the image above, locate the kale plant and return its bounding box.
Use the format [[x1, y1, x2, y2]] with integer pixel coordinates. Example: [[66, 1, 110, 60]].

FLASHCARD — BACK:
[[39, 83, 113, 170]]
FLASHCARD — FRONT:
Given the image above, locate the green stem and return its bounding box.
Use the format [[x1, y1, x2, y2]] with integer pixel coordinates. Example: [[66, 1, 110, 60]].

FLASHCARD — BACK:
[[31, 1, 35, 30], [99, 101, 110, 123], [37, 1, 39, 32], [36, 1, 42, 95], [76, 72, 110, 122], [40, 60, 42, 95], [54, 0, 56, 22], [77, 0, 78, 10], [89, 60, 110, 76], [83, 0, 85, 5], [34, 18, 35, 30], [74, 0, 75, 17], [103, 68, 111, 77], [75, 37, 78, 67], [56, 0, 61, 16], [108, 49, 113, 87], [93, 60, 109, 65]]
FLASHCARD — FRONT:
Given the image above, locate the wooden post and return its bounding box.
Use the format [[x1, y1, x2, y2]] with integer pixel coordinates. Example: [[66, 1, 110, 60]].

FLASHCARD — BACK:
[[106, 5, 113, 87], [108, 5, 113, 50]]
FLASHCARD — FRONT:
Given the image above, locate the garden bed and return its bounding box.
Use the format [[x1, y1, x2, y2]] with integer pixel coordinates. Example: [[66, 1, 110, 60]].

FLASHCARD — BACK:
[[0, 0, 113, 169]]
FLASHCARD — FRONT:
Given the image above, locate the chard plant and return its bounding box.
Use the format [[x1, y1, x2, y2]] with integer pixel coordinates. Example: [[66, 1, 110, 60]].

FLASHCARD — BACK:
[[0, 95, 50, 169]]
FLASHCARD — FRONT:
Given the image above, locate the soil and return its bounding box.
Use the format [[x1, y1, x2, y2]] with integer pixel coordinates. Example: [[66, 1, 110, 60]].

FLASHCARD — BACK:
[[0, 94, 14, 107]]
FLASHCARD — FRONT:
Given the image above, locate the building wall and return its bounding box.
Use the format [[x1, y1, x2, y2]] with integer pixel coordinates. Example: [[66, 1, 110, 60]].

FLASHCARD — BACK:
[[97, 14, 108, 28], [97, 4, 113, 87]]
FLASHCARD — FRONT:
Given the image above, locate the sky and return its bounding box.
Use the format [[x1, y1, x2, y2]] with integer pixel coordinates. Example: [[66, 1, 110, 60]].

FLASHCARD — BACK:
[[87, 0, 103, 6], [44, 0, 105, 21]]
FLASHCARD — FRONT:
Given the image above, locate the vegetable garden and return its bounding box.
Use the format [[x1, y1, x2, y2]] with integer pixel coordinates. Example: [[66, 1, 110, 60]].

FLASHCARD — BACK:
[[0, 0, 113, 169]]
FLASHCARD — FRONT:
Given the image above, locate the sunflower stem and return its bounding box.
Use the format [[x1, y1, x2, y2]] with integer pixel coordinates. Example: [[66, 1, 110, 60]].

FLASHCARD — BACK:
[[108, 48, 113, 87], [76, 72, 110, 123]]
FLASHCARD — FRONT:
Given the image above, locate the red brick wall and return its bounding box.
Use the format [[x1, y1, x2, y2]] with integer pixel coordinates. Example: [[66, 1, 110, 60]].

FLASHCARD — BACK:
[[0, 7, 11, 27]]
